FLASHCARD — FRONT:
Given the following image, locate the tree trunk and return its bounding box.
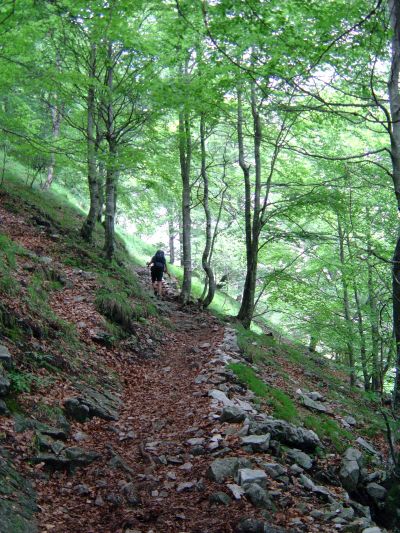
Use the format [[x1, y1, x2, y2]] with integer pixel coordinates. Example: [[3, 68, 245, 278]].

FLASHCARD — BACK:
[[338, 217, 356, 386], [237, 82, 261, 328], [168, 215, 175, 264], [179, 108, 192, 303], [388, 0, 400, 407], [103, 42, 118, 261], [199, 113, 216, 308], [367, 242, 381, 391], [81, 44, 100, 242]]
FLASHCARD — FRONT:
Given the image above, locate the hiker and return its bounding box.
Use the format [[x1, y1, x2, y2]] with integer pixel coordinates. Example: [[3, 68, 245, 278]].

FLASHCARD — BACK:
[[147, 250, 169, 298]]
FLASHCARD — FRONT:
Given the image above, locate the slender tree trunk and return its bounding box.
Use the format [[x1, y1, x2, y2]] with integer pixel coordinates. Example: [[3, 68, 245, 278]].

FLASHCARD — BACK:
[[338, 218, 356, 386], [168, 215, 175, 264], [81, 44, 100, 242], [388, 0, 400, 407], [237, 82, 261, 328], [199, 113, 216, 308], [367, 242, 381, 391], [103, 42, 118, 261], [179, 108, 192, 303]]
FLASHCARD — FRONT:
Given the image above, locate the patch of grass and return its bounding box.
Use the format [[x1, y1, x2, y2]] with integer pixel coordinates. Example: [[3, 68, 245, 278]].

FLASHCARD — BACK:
[[303, 414, 353, 452], [96, 288, 136, 333], [228, 362, 298, 422]]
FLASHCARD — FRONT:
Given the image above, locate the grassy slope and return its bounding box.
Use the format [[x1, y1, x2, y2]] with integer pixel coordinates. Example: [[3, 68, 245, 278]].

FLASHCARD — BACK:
[[0, 172, 387, 456]]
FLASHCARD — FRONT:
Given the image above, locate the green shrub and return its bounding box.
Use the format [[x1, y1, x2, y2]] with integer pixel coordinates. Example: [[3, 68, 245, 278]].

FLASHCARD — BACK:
[[96, 288, 136, 333]]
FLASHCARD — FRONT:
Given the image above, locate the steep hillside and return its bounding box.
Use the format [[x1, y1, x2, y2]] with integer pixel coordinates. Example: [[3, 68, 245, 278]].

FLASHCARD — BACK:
[[0, 181, 397, 532]]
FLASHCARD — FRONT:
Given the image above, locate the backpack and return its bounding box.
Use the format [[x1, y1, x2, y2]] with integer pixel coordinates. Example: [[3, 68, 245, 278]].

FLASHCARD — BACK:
[[153, 251, 165, 269]]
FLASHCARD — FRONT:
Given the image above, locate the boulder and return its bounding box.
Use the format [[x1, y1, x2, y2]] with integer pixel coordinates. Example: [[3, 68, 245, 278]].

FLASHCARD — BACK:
[[32, 446, 100, 470], [208, 389, 234, 407], [366, 482, 387, 503], [356, 437, 380, 457], [340, 448, 363, 493], [0, 375, 10, 397], [237, 468, 268, 489], [220, 406, 247, 423], [248, 417, 321, 451], [286, 449, 313, 470], [241, 434, 270, 453], [0, 399, 10, 416], [227, 483, 245, 500], [245, 483, 274, 509], [306, 391, 325, 402], [64, 386, 120, 422], [299, 474, 336, 503]]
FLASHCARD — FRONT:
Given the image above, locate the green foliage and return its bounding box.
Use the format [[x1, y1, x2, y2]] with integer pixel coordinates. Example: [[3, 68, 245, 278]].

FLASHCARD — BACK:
[[228, 362, 298, 422], [95, 288, 136, 333], [8, 371, 36, 394], [303, 414, 353, 452]]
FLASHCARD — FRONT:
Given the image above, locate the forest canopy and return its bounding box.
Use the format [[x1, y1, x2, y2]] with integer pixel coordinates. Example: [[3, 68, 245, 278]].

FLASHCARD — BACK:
[[1, 0, 400, 400]]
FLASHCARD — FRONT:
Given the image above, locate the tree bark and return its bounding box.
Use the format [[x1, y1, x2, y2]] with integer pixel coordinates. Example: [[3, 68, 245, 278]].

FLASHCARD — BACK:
[[179, 107, 192, 303], [81, 43, 100, 242], [168, 214, 175, 264], [338, 217, 356, 386], [237, 82, 261, 328], [199, 113, 216, 308], [388, 0, 400, 406], [103, 42, 118, 261]]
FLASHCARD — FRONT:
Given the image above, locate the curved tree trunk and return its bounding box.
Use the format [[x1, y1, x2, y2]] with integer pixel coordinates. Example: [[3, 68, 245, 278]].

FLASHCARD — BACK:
[[199, 113, 215, 308]]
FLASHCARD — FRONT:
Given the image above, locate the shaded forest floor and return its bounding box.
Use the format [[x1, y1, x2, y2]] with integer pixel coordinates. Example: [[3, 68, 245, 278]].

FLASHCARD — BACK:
[[0, 184, 394, 533]]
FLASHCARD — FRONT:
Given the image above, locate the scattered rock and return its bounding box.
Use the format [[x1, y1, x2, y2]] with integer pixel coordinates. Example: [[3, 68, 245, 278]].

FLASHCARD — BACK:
[[74, 484, 90, 496], [209, 492, 232, 505], [237, 468, 268, 489], [301, 394, 328, 413], [286, 449, 313, 470], [0, 399, 10, 416], [0, 375, 10, 397], [299, 474, 335, 502], [245, 483, 274, 510], [32, 446, 100, 470], [176, 481, 196, 493], [64, 386, 119, 422], [262, 463, 287, 479], [356, 437, 381, 457], [344, 416, 357, 426], [209, 389, 234, 407], [227, 483, 245, 500], [94, 494, 104, 506], [248, 417, 321, 451], [241, 434, 270, 453], [187, 437, 205, 446], [220, 405, 247, 423], [340, 448, 362, 493], [121, 482, 140, 506], [207, 457, 250, 483], [73, 431, 89, 443]]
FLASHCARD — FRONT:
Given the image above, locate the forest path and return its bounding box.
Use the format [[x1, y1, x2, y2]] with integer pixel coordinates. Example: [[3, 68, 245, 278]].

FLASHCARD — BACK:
[[0, 197, 255, 532]]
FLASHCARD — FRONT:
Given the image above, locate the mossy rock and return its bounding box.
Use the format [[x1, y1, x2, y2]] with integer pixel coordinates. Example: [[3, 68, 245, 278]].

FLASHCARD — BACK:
[[0, 449, 38, 532]]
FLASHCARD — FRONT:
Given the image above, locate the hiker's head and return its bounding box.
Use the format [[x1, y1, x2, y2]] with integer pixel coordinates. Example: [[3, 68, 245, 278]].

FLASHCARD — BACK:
[[156, 249, 164, 257]]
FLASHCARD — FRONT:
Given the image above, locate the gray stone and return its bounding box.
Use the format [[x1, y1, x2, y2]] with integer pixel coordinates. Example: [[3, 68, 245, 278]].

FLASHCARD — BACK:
[[207, 457, 250, 483], [248, 417, 321, 451], [209, 491, 232, 505], [356, 437, 380, 457], [74, 484, 90, 496], [208, 389, 234, 406], [362, 528, 384, 533], [237, 468, 268, 488], [262, 463, 286, 479], [0, 375, 10, 397], [73, 431, 89, 443], [241, 434, 270, 452], [299, 474, 335, 502], [64, 447, 101, 466], [307, 391, 325, 402], [121, 482, 140, 506], [176, 481, 196, 493], [344, 447, 363, 466], [245, 483, 273, 509], [286, 449, 313, 470], [220, 406, 247, 423], [340, 460, 360, 492], [344, 416, 357, 426], [366, 482, 387, 502], [0, 345, 12, 369], [227, 483, 245, 500], [302, 394, 328, 413], [290, 464, 304, 476], [344, 519, 373, 532], [64, 398, 90, 422]]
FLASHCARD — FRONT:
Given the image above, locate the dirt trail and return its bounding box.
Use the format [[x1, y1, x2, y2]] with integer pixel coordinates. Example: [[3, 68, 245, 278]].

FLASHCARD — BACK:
[[0, 199, 255, 532]]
